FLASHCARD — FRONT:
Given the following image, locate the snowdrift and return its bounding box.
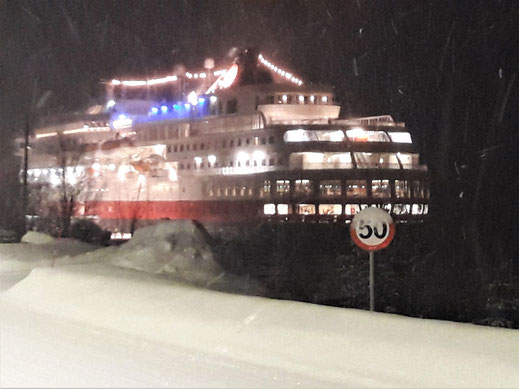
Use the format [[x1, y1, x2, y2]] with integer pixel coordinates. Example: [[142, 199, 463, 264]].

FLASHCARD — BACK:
[[2, 264, 517, 388], [110, 221, 222, 284]]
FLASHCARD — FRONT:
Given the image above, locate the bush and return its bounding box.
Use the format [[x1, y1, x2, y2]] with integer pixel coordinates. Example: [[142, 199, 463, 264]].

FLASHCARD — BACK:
[[69, 220, 111, 245]]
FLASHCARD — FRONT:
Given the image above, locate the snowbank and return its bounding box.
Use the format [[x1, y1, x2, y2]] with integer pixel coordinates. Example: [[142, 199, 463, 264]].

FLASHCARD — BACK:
[[21, 231, 57, 244], [2, 264, 517, 388], [110, 221, 223, 284]]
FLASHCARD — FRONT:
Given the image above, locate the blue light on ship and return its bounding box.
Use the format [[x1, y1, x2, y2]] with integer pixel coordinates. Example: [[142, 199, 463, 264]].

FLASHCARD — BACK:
[[151, 107, 159, 114], [184, 103, 191, 109], [173, 104, 180, 110], [161, 105, 168, 113], [198, 97, 206, 104]]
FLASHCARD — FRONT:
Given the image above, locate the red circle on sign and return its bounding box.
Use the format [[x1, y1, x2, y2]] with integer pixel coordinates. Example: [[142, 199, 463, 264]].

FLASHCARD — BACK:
[[350, 223, 395, 251]]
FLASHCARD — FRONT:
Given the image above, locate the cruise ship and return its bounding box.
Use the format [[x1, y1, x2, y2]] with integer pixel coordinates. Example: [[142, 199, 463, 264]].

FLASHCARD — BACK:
[[22, 49, 429, 238]]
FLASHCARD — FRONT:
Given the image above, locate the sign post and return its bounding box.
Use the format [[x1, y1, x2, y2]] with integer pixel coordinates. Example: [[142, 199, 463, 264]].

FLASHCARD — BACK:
[[350, 207, 395, 312]]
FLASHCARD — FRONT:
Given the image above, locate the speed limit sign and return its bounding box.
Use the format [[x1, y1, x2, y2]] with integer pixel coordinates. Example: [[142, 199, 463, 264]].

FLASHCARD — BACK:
[[350, 207, 395, 312], [350, 207, 395, 251]]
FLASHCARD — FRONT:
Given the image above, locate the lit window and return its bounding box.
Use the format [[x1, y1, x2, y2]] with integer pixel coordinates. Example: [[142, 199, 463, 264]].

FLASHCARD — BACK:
[[260, 180, 271, 197], [296, 204, 315, 215], [282, 95, 288, 103], [322, 96, 328, 103], [412, 180, 424, 198], [388, 132, 412, 143], [298, 95, 304, 103], [320, 180, 341, 196], [346, 180, 367, 197], [344, 204, 360, 215], [310, 95, 315, 103], [393, 204, 411, 215], [319, 204, 342, 215], [264, 203, 276, 215], [276, 180, 290, 195], [412, 204, 424, 215], [395, 180, 410, 198], [371, 180, 390, 198], [295, 179, 312, 195], [277, 204, 290, 215]]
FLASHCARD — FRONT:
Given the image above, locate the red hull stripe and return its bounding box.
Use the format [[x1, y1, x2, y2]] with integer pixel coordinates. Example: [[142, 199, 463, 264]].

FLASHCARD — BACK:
[[82, 200, 265, 222]]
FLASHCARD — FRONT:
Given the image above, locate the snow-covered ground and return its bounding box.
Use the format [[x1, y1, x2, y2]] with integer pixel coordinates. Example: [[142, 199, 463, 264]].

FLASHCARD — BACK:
[[1, 223, 518, 388]]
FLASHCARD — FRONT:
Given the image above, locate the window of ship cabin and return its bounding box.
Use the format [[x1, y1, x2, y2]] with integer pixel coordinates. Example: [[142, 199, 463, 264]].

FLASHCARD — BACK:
[[298, 95, 304, 104], [186, 144, 190, 151], [254, 137, 259, 145], [277, 204, 291, 215], [412, 180, 425, 198], [230, 140, 234, 147], [246, 138, 250, 145], [296, 204, 315, 215], [393, 204, 411, 215], [286, 95, 293, 104], [262, 159, 266, 166], [372, 180, 391, 198], [264, 203, 276, 215], [395, 180, 411, 198], [267, 95, 274, 104], [388, 132, 412, 143], [237, 139, 242, 146], [397, 153, 417, 169], [412, 204, 425, 215], [167, 145, 171, 153], [261, 137, 266, 145], [276, 180, 290, 196], [354, 152, 398, 168], [173, 145, 178, 152], [261, 180, 271, 197], [180, 145, 184, 152], [345, 204, 360, 215], [180, 163, 184, 170], [346, 180, 367, 197], [200, 143, 205, 150], [269, 158, 274, 166], [226, 98, 237, 114], [319, 204, 342, 215], [346, 129, 390, 142], [320, 180, 341, 196], [294, 179, 313, 195]]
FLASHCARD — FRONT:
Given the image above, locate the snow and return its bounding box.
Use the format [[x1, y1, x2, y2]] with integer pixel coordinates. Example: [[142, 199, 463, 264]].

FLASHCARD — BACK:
[[1, 222, 518, 388]]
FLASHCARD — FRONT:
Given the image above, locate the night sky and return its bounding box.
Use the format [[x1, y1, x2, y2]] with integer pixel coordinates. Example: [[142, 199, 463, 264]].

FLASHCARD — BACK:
[[1, 0, 518, 240]]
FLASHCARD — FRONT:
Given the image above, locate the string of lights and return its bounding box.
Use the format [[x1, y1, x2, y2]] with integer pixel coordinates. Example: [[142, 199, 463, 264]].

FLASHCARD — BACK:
[[109, 53, 304, 87]]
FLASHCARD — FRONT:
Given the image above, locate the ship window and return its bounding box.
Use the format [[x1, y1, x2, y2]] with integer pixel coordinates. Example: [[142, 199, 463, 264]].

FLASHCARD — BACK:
[[319, 204, 342, 215], [200, 143, 205, 150], [395, 180, 411, 198], [372, 180, 391, 198], [412, 204, 424, 215], [187, 163, 191, 169], [286, 95, 293, 104], [261, 137, 266, 145], [412, 180, 425, 198], [346, 129, 390, 142], [193, 144, 198, 150], [254, 137, 259, 145], [295, 179, 312, 195], [269, 158, 274, 166], [180, 145, 184, 152], [268, 136, 275, 144], [229, 161, 233, 167], [174, 145, 178, 152], [246, 138, 250, 145], [277, 204, 291, 215], [261, 180, 271, 197], [393, 204, 411, 215], [388, 132, 412, 143], [354, 152, 399, 168], [262, 159, 266, 166], [167, 145, 171, 153], [267, 95, 274, 104], [264, 203, 276, 215], [276, 180, 290, 195], [278, 158, 283, 165], [245, 160, 250, 167], [186, 144, 190, 151], [296, 204, 315, 215], [180, 163, 184, 170], [237, 139, 242, 146], [320, 180, 341, 196], [345, 204, 360, 215], [398, 153, 418, 169], [230, 140, 234, 147], [346, 180, 367, 197]]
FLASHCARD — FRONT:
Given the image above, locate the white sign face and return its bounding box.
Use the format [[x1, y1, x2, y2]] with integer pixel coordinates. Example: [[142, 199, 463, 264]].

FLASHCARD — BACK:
[[350, 207, 395, 251]]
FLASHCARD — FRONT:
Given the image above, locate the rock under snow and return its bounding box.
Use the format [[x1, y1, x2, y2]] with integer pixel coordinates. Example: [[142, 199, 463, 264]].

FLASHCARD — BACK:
[[21, 231, 56, 245], [111, 221, 223, 284]]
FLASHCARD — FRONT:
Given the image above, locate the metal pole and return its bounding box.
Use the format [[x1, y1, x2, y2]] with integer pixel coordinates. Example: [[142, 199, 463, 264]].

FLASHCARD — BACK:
[[22, 114, 30, 232], [369, 251, 375, 311]]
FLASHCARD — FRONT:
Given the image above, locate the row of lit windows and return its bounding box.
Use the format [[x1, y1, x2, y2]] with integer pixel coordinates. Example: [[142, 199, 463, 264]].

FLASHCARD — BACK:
[[180, 157, 282, 170], [166, 135, 275, 154], [266, 94, 331, 105], [263, 203, 428, 216], [205, 179, 428, 199]]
